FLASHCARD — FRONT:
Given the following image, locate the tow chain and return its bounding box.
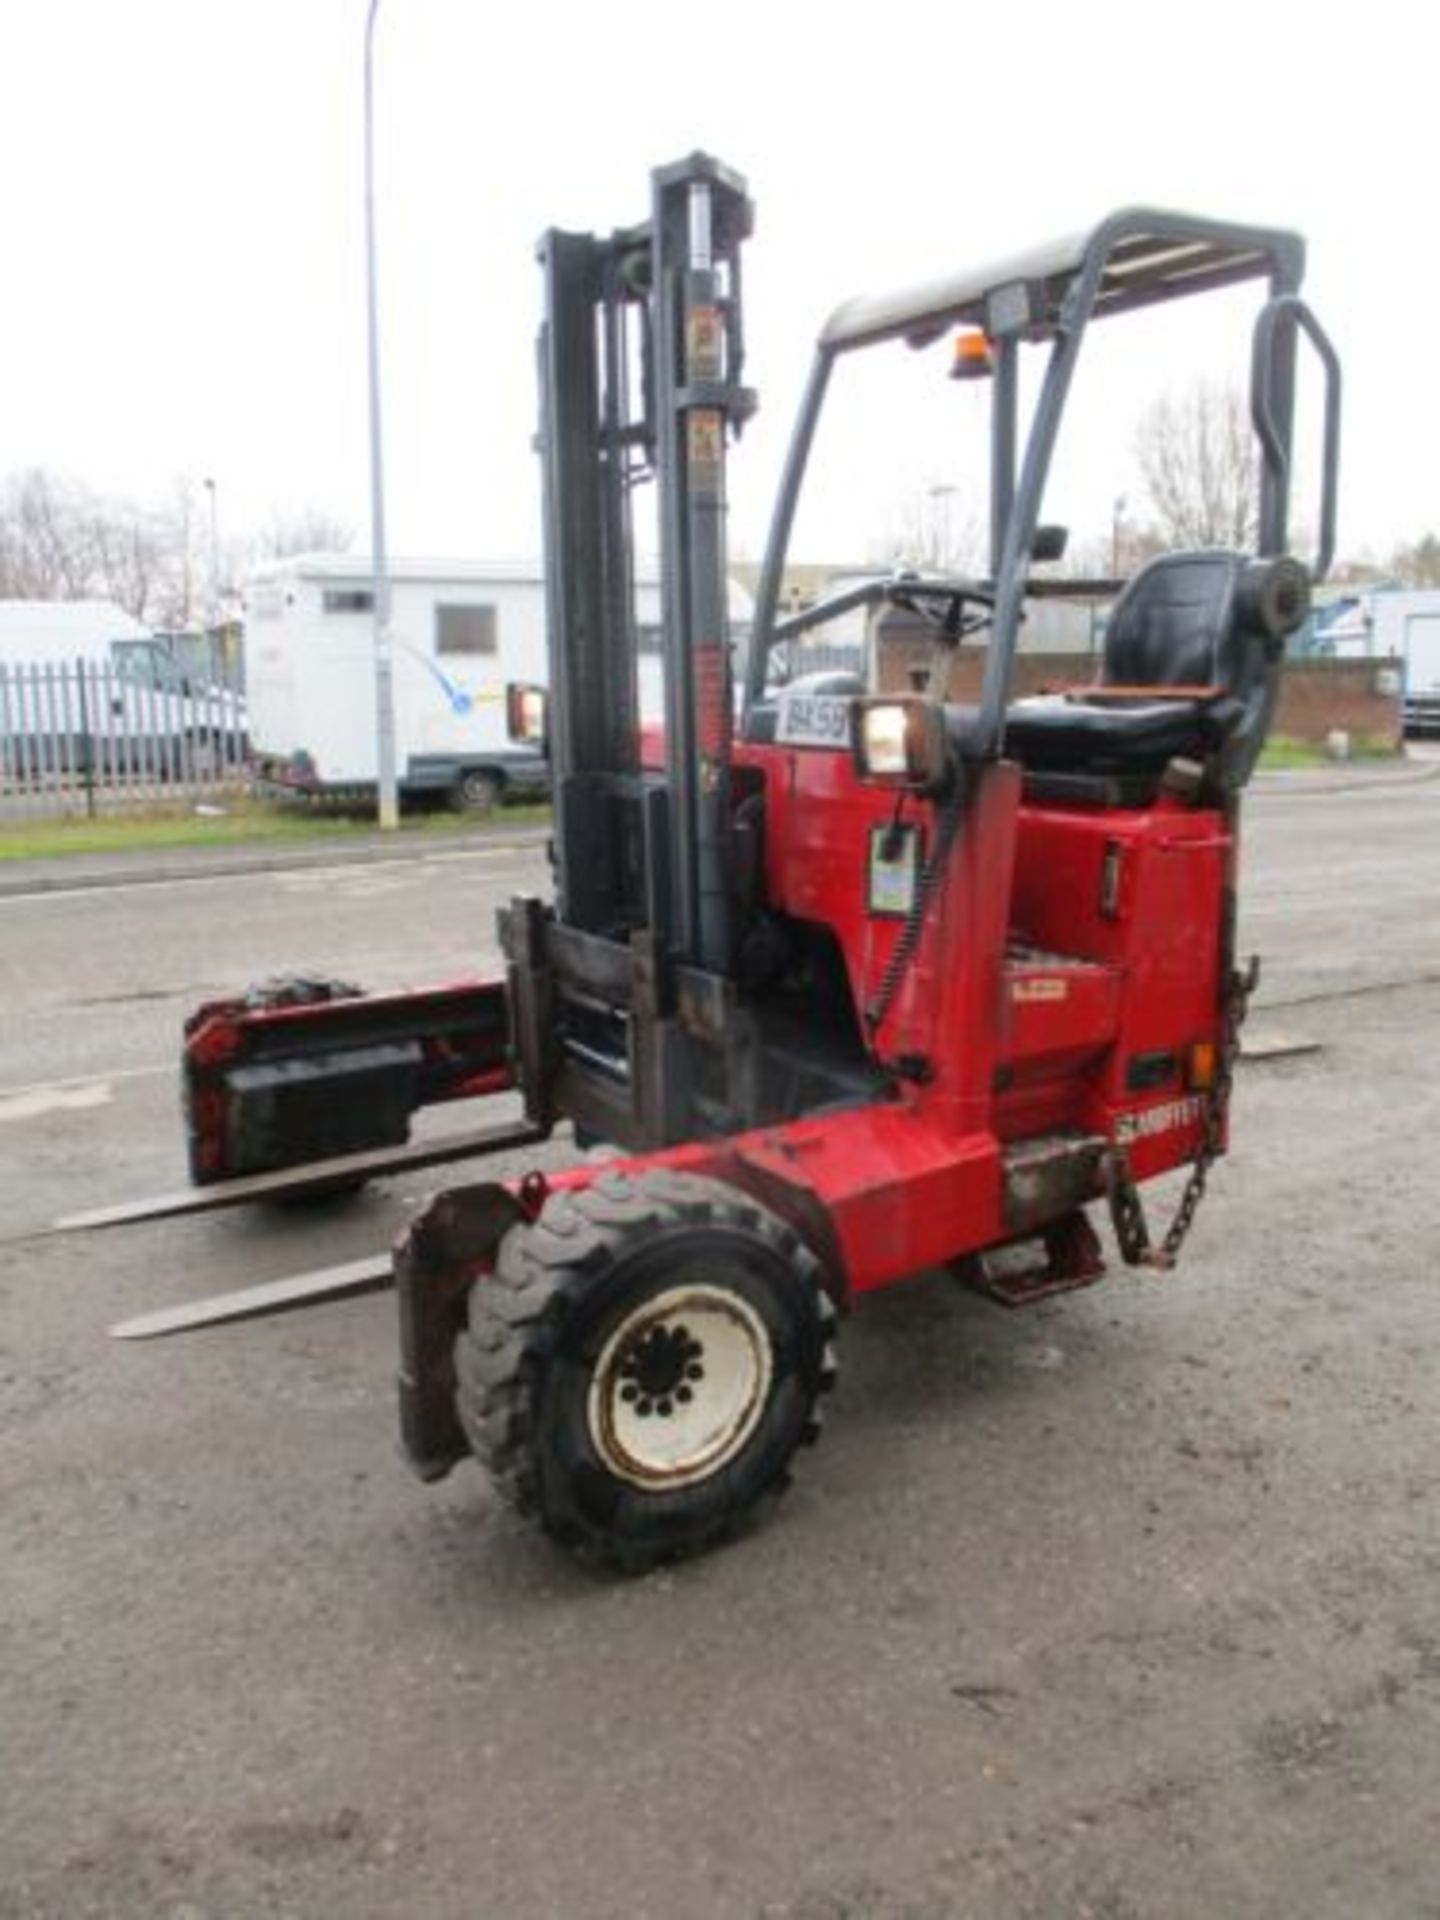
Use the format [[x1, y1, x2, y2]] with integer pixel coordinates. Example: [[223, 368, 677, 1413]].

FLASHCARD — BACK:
[[1105, 955, 1260, 1271]]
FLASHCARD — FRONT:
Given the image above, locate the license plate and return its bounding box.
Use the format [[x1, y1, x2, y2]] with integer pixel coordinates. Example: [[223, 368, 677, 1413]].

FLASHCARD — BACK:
[[775, 691, 853, 748]]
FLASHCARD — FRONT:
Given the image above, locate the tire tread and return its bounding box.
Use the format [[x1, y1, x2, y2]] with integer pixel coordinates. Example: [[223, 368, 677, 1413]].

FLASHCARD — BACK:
[[454, 1170, 837, 1564]]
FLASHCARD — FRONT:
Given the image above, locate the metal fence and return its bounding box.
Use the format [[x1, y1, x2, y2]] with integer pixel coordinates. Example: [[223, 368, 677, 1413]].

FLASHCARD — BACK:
[[0, 658, 251, 820]]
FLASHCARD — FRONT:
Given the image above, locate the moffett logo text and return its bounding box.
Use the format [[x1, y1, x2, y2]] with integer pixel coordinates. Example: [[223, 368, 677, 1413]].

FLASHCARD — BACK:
[[1114, 1096, 1204, 1146]]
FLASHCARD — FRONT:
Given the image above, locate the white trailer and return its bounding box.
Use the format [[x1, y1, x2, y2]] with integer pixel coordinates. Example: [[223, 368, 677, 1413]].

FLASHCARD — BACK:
[[243, 557, 561, 809], [242, 555, 753, 807]]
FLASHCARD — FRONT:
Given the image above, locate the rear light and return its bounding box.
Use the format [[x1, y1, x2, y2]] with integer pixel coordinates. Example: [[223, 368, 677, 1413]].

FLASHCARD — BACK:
[[507, 684, 548, 746], [1186, 1040, 1218, 1091]]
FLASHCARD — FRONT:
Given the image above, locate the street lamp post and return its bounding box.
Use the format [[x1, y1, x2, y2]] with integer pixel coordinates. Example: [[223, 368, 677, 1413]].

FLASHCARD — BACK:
[[364, 0, 400, 831], [202, 476, 221, 631], [927, 483, 958, 570]]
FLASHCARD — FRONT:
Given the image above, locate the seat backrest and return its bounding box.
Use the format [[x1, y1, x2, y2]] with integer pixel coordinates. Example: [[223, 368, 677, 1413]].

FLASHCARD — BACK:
[[1102, 549, 1309, 789], [1103, 550, 1248, 690]]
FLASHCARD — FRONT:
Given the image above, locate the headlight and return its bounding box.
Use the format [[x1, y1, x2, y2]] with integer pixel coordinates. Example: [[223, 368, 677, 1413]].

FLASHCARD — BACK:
[[860, 704, 910, 777], [507, 683, 548, 746], [852, 697, 948, 791]]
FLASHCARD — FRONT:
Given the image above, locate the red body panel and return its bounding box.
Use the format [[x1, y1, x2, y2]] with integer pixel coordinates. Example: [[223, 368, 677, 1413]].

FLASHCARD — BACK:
[[1010, 800, 1227, 1176], [537, 1102, 1003, 1297], [740, 741, 1226, 1132], [528, 740, 1235, 1297], [193, 733, 1234, 1296]]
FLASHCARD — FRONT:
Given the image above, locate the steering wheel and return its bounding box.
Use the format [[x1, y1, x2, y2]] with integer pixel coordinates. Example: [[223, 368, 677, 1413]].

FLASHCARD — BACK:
[[884, 574, 996, 645], [768, 572, 995, 700], [772, 571, 995, 647]]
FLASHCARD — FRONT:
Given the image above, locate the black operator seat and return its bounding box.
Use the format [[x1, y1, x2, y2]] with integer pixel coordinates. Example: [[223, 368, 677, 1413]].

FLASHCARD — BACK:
[[1002, 550, 1310, 793]]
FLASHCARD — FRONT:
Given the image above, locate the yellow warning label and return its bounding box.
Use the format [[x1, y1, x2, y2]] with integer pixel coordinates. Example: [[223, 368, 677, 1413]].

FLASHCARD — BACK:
[[688, 411, 723, 467], [687, 306, 723, 377]]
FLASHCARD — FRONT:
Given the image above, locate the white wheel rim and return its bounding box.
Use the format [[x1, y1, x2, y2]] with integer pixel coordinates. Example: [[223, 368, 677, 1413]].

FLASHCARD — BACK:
[[586, 1282, 774, 1490]]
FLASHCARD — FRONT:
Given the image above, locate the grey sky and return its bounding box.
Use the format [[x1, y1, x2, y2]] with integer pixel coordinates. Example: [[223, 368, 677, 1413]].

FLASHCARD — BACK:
[[0, 0, 1427, 570]]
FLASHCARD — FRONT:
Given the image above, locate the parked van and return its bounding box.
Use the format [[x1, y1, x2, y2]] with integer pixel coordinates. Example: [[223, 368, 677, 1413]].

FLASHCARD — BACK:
[[0, 600, 248, 788]]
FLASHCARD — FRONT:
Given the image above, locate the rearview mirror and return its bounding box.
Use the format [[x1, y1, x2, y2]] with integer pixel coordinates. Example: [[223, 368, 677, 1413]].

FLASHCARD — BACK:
[[1032, 525, 1068, 563]]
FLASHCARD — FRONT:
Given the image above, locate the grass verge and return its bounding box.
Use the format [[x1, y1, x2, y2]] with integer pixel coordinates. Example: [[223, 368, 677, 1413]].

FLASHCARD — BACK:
[[1258, 733, 1402, 771], [3, 734, 1416, 857], [0, 797, 552, 862]]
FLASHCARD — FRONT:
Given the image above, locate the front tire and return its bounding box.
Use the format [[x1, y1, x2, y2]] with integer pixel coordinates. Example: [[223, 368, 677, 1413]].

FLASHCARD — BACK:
[[455, 1169, 837, 1566]]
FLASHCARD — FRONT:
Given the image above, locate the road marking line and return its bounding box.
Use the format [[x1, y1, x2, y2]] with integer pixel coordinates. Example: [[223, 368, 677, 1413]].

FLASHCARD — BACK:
[[0, 1082, 114, 1123], [0, 1063, 168, 1100], [0, 842, 550, 906], [1241, 1029, 1322, 1060]]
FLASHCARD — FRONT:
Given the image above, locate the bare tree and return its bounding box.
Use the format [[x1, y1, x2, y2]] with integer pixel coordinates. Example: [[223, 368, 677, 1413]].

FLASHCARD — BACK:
[[1328, 551, 1390, 587], [252, 506, 355, 561], [0, 468, 353, 627], [1388, 532, 1440, 588], [0, 469, 93, 600], [0, 469, 178, 621], [876, 483, 985, 574], [84, 498, 166, 621], [1055, 519, 1167, 582], [1135, 381, 1258, 551]]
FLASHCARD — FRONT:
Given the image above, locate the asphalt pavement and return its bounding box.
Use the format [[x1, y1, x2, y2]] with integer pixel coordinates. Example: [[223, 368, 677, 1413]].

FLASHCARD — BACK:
[[0, 751, 1433, 900], [2, 764, 1438, 1918]]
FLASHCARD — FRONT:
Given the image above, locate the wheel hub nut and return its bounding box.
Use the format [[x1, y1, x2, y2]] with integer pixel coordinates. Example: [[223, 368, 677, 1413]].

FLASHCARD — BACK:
[[618, 1324, 705, 1417]]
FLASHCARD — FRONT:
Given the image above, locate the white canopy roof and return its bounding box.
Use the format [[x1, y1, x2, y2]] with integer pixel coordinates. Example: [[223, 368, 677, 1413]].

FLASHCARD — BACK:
[[819, 208, 1301, 351]]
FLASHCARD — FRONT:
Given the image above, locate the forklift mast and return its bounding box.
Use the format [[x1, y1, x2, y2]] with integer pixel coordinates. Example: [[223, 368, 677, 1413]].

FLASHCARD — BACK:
[[537, 154, 754, 974]]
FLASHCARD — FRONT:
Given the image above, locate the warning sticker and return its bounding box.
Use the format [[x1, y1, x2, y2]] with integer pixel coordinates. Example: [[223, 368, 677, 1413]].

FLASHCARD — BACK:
[[687, 307, 723, 377], [1012, 977, 1069, 1004], [688, 411, 724, 468], [867, 824, 922, 918]]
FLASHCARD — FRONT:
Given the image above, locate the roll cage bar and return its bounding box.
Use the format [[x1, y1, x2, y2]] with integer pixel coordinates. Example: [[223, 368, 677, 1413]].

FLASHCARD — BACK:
[[744, 208, 1341, 754]]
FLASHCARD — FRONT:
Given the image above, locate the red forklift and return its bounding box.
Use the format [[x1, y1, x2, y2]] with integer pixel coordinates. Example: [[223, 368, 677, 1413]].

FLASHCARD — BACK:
[[88, 156, 1340, 1565]]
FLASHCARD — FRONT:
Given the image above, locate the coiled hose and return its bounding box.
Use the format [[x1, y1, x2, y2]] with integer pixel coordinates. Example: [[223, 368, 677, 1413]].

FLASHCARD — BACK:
[[865, 777, 967, 1040]]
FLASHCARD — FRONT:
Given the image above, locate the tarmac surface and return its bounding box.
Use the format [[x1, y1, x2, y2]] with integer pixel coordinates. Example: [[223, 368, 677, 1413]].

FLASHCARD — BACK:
[[1, 759, 1438, 1917], [0, 754, 1431, 901]]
